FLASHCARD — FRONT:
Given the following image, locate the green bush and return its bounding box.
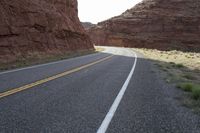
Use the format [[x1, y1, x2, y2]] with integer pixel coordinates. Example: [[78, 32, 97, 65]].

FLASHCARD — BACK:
[[175, 63, 184, 68], [177, 83, 193, 92], [177, 83, 200, 100], [192, 85, 200, 100]]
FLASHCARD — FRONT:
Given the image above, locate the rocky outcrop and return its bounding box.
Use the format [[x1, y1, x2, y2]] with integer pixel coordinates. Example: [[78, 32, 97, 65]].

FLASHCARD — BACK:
[[82, 22, 95, 30], [0, 0, 93, 63], [88, 0, 200, 52]]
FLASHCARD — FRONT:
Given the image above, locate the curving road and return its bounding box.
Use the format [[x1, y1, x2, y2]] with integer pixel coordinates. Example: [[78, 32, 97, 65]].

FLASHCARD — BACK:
[[0, 47, 199, 133]]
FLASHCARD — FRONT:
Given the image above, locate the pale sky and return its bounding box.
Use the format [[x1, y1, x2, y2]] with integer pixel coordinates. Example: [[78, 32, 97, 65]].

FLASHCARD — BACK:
[[78, 0, 143, 24]]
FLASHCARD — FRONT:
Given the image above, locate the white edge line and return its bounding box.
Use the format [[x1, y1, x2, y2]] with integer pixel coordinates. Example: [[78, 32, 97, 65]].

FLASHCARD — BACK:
[[97, 51, 137, 133], [0, 52, 102, 75]]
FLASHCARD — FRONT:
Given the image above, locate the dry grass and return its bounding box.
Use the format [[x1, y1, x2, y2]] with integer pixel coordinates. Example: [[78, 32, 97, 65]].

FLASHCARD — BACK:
[[0, 46, 104, 71], [133, 48, 200, 110], [0, 49, 96, 71], [134, 48, 200, 84], [94, 46, 105, 52], [134, 48, 200, 71]]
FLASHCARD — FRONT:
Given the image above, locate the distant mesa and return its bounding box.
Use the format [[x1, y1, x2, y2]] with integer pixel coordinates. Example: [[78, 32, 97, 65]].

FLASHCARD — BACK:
[[87, 0, 200, 52], [82, 22, 96, 30], [0, 0, 93, 64]]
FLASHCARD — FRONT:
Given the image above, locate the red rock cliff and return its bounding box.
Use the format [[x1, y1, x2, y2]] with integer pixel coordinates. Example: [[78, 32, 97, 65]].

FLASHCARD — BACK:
[[0, 0, 93, 63], [88, 0, 200, 52]]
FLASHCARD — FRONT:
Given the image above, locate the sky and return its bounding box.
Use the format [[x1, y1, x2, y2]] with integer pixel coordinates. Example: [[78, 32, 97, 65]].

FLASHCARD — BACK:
[[78, 0, 143, 24]]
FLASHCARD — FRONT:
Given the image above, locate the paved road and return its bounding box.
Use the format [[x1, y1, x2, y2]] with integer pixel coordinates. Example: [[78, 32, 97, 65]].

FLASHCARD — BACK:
[[0, 47, 199, 133]]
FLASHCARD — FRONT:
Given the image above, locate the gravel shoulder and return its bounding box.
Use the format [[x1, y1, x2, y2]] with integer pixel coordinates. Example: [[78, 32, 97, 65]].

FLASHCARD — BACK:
[[133, 48, 200, 112]]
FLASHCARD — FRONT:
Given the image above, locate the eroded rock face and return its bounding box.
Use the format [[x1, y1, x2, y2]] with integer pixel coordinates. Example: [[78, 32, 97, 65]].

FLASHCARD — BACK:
[[88, 0, 200, 52], [0, 0, 93, 63]]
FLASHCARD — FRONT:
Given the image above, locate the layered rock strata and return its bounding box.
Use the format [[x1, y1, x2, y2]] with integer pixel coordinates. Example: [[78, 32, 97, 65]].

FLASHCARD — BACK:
[[88, 0, 200, 52]]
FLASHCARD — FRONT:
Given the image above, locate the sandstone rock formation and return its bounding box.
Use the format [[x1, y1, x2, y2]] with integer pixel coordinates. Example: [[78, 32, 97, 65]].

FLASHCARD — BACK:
[[0, 0, 93, 63], [88, 0, 200, 52]]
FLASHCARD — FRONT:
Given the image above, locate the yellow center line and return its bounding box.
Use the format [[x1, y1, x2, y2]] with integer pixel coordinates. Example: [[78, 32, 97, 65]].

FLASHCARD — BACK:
[[0, 55, 114, 99]]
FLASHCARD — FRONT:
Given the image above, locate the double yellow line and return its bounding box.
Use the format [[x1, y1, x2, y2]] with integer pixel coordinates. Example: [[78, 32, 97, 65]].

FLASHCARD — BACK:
[[0, 55, 113, 99]]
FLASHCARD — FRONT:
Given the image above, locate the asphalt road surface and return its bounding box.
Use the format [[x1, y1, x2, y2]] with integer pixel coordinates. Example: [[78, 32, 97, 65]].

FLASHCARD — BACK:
[[0, 47, 199, 133]]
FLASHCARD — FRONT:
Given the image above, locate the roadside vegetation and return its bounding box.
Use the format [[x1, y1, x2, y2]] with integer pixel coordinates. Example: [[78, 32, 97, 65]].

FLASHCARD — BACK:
[[133, 48, 200, 112], [0, 47, 104, 71]]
